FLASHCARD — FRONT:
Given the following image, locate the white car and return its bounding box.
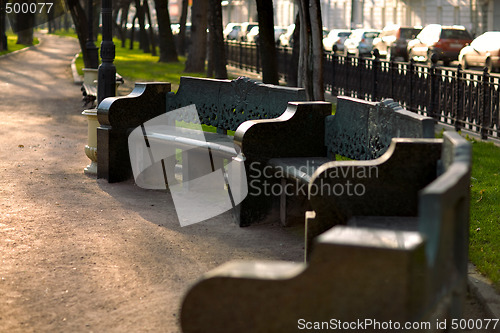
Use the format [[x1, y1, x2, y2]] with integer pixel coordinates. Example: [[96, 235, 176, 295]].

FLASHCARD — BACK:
[[223, 23, 241, 40], [344, 29, 380, 57], [323, 29, 351, 53]]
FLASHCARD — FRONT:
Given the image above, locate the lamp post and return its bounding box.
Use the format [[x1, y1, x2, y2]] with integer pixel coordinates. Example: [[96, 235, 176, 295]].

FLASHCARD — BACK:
[[83, 0, 115, 175], [97, 0, 116, 105]]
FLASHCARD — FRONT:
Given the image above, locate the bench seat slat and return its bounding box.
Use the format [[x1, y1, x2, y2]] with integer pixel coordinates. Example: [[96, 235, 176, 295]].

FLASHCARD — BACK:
[[268, 157, 331, 185]]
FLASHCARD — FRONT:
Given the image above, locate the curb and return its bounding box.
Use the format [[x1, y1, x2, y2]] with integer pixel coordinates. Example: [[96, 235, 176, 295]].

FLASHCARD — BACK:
[[0, 36, 43, 60], [71, 53, 84, 85], [468, 264, 500, 329]]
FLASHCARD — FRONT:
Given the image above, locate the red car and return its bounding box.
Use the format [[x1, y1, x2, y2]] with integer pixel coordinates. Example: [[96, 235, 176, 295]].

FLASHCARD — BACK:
[[408, 24, 473, 66]]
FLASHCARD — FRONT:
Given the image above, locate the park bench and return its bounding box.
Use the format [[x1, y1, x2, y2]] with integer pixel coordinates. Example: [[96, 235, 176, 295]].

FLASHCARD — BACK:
[[180, 131, 472, 332], [81, 68, 124, 108], [261, 96, 435, 227], [98, 76, 336, 225]]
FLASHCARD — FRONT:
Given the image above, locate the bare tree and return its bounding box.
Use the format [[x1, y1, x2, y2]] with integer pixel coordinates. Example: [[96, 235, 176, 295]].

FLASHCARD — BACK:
[[297, 0, 324, 101], [255, 0, 278, 84], [185, 0, 208, 72], [154, 0, 178, 62]]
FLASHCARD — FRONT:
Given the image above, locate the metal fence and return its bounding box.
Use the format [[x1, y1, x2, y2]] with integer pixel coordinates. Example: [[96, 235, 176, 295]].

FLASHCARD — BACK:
[[225, 41, 500, 140]]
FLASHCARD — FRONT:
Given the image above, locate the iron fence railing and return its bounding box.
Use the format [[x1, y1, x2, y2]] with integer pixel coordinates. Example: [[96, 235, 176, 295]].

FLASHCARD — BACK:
[[225, 41, 500, 140]]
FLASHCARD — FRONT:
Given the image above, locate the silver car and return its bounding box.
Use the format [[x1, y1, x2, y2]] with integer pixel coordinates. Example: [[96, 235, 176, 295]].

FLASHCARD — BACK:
[[323, 29, 352, 53], [344, 29, 381, 57]]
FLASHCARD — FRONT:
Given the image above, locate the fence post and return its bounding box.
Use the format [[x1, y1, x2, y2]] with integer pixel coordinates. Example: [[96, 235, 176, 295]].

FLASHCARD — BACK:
[[372, 49, 380, 101], [239, 41, 243, 69], [256, 42, 260, 74], [331, 53, 337, 97], [454, 64, 463, 132], [428, 53, 439, 120], [480, 67, 490, 140], [408, 59, 414, 111]]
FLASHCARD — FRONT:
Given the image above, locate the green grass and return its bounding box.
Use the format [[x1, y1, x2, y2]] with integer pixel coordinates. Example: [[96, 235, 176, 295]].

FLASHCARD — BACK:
[[50, 28, 78, 38], [0, 32, 39, 56], [467, 137, 500, 291], [59, 31, 205, 88]]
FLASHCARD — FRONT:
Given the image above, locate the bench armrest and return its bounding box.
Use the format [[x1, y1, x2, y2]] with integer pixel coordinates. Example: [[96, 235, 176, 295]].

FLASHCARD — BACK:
[[234, 102, 331, 162], [306, 138, 442, 244], [97, 82, 171, 129], [181, 226, 427, 333]]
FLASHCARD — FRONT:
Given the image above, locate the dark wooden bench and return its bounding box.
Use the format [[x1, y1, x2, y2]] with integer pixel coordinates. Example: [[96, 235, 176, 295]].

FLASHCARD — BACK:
[[180, 131, 472, 332], [266, 96, 435, 227]]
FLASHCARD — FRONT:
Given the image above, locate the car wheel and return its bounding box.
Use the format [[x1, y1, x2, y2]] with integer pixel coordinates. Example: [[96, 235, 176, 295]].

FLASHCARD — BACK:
[[443, 60, 451, 67]]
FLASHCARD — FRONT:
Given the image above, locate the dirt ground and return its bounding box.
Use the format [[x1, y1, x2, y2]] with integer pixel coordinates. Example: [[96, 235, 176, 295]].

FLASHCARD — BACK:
[[0, 34, 493, 333]]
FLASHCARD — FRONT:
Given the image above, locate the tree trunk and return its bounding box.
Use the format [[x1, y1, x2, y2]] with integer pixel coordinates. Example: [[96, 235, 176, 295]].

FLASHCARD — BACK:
[[0, 0, 7, 52], [66, 0, 91, 68], [144, 0, 157, 56], [177, 0, 189, 55], [207, 0, 227, 79], [297, 0, 324, 101], [16, 10, 35, 45], [154, 0, 178, 62], [129, 14, 137, 49], [185, 0, 208, 72], [134, 0, 150, 53], [256, 0, 278, 84], [120, 4, 130, 48]]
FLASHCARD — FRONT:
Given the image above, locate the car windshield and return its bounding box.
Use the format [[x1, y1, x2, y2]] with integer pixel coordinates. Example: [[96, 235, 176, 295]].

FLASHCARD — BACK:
[[338, 32, 351, 37], [363, 32, 379, 39], [441, 29, 471, 39], [400, 28, 421, 39]]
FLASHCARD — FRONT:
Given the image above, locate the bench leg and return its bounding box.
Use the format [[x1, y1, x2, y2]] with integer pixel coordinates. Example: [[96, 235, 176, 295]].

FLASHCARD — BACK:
[[280, 178, 289, 227], [97, 126, 132, 182]]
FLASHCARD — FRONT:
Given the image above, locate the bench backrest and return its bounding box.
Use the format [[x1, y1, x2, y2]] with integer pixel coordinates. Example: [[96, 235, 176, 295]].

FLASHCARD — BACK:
[[326, 96, 435, 160], [165, 76, 306, 132], [418, 131, 471, 318]]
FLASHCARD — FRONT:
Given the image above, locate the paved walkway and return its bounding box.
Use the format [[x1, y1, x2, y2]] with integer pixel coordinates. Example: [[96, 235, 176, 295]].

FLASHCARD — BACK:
[[0, 34, 497, 332]]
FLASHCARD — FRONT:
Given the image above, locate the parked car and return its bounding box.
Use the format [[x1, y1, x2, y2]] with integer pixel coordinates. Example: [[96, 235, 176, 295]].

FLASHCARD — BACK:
[[343, 29, 380, 57], [278, 24, 295, 47], [372, 25, 421, 61], [246, 26, 260, 43], [407, 24, 473, 66], [223, 23, 242, 40], [239, 22, 259, 41], [458, 31, 500, 72], [246, 26, 288, 44], [323, 29, 351, 53]]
